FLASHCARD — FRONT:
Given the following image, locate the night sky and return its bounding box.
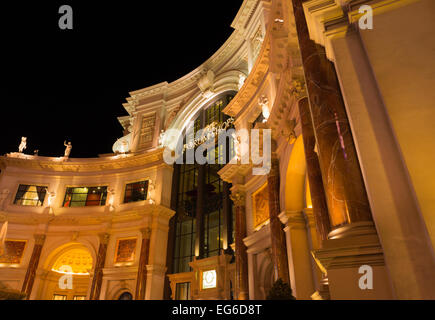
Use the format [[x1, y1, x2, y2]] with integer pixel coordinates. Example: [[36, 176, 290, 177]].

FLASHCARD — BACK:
[[1, 1, 243, 158]]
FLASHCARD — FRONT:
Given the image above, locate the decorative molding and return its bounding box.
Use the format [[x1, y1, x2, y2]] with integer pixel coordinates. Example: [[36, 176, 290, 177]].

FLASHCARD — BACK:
[[0, 149, 166, 173]]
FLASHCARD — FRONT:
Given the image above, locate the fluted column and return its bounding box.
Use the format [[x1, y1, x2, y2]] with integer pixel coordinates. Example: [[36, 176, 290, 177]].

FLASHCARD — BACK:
[[135, 227, 152, 300], [230, 190, 249, 300], [267, 159, 290, 284], [21, 234, 46, 299], [89, 233, 110, 300], [291, 0, 373, 231], [298, 97, 331, 242]]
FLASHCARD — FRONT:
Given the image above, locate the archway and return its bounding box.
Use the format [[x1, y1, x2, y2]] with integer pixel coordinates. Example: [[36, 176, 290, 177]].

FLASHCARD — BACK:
[[39, 243, 93, 300], [118, 292, 133, 300]]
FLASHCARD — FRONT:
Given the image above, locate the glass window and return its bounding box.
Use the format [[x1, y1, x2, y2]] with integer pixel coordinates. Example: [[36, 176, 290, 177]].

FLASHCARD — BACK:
[[53, 294, 67, 300], [63, 187, 107, 207], [73, 296, 86, 300], [175, 282, 191, 300], [172, 94, 235, 274], [124, 180, 149, 203], [14, 185, 47, 206]]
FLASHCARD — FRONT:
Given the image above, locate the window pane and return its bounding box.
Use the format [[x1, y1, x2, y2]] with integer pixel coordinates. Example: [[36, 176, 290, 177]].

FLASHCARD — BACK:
[[14, 185, 47, 207], [124, 181, 148, 203], [175, 282, 191, 300], [63, 187, 107, 207]]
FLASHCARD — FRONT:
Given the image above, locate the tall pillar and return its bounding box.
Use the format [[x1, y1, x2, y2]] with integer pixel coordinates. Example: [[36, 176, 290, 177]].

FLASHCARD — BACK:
[[89, 233, 110, 300], [291, 0, 373, 231], [222, 182, 233, 249], [298, 97, 331, 242], [135, 228, 152, 300], [267, 159, 290, 284], [21, 234, 46, 299], [230, 190, 249, 300]]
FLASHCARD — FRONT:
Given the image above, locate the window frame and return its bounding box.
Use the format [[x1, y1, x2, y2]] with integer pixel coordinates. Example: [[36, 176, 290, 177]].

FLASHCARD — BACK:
[[123, 180, 149, 204], [13, 184, 48, 207], [62, 186, 108, 208]]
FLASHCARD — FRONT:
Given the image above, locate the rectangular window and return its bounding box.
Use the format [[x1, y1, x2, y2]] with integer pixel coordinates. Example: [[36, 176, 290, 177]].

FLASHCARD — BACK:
[[73, 296, 86, 300], [53, 294, 67, 300], [124, 181, 149, 203], [175, 282, 191, 300], [14, 185, 47, 206], [63, 187, 108, 207]]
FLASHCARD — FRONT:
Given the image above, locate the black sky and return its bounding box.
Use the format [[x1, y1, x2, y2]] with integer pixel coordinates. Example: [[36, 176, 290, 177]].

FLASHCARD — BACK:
[[0, 1, 243, 158]]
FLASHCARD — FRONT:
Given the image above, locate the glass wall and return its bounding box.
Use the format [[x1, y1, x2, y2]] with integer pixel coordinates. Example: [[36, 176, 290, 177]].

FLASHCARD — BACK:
[[171, 93, 235, 276]]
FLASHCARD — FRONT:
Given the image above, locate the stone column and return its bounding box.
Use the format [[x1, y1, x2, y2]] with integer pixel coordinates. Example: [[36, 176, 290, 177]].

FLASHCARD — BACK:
[[298, 97, 331, 242], [230, 190, 249, 300], [222, 182, 233, 249], [21, 234, 46, 299], [267, 159, 290, 284], [135, 227, 152, 300], [89, 233, 110, 300], [291, 0, 372, 231]]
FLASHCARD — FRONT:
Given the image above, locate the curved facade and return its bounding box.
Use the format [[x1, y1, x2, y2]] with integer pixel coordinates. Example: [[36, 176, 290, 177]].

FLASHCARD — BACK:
[[1, 0, 435, 300]]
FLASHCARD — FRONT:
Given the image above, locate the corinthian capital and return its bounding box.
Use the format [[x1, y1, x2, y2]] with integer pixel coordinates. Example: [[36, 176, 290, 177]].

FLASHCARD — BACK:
[[230, 191, 246, 207]]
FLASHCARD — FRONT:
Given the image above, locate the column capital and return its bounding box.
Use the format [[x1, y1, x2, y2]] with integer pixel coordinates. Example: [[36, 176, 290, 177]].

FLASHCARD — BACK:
[[140, 227, 152, 240], [230, 191, 246, 207], [98, 233, 110, 245], [279, 211, 306, 230], [33, 234, 46, 245]]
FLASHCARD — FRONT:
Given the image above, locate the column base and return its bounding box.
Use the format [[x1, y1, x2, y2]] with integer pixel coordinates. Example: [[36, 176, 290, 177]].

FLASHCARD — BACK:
[[313, 223, 394, 300]]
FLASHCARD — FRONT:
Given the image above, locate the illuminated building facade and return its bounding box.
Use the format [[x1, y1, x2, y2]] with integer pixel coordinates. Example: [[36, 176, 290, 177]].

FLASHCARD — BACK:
[[1, 0, 435, 300]]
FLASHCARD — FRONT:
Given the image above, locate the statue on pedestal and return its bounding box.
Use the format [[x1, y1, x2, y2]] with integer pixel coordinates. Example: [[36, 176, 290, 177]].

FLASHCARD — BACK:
[[64, 141, 72, 158], [18, 137, 27, 153]]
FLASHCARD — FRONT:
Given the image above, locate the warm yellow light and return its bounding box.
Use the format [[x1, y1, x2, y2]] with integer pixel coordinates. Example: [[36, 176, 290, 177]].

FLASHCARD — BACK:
[[52, 248, 93, 274]]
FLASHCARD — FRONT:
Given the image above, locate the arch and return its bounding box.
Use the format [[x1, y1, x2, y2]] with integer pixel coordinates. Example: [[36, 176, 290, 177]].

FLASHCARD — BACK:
[[41, 240, 97, 272], [284, 135, 307, 212], [257, 250, 274, 300], [38, 242, 95, 300], [118, 292, 133, 300], [107, 284, 135, 301], [165, 71, 241, 149]]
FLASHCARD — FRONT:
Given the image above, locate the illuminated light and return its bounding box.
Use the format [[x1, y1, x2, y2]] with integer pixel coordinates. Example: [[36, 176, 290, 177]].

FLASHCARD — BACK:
[[51, 268, 90, 276], [202, 270, 217, 289], [0, 263, 20, 268], [308, 205, 313, 209]]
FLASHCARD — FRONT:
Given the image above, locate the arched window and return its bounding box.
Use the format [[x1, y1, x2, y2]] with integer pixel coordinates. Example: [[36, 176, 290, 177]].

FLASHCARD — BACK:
[[170, 93, 236, 274], [118, 292, 133, 300]]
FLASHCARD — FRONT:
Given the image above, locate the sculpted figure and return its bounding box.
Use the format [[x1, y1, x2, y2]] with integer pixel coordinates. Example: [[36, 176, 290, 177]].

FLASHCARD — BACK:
[[18, 137, 27, 153], [64, 141, 72, 158]]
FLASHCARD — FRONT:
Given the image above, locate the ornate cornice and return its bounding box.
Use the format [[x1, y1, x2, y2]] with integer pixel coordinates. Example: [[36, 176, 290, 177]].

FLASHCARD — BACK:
[[223, 32, 271, 117], [0, 149, 166, 173]]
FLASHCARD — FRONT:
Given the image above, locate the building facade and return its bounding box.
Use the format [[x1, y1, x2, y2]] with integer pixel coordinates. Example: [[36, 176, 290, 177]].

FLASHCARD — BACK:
[[1, 0, 435, 300]]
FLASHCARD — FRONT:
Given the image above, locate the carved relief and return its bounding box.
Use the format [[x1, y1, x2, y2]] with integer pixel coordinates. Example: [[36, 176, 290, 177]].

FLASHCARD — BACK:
[[0, 240, 27, 264], [114, 238, 137, 263], [198, 70, 215, 99], [252, 183, 270, 229], [138, 113, 156, 149]]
